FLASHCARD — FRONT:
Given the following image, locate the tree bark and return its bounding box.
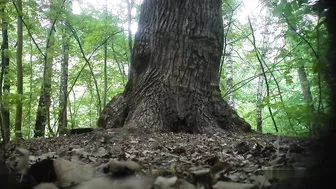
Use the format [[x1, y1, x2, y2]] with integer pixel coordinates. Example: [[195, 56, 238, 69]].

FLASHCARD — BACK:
[[57, 0, 72, 134], [297, 66, 317, 137], [15, 0, 23, 139], [28, 39, 33, 138], [255, 14, 269, 133], [126, 0, 134, 79], [0, 1, 10, 142], [225, 44, 234, 109], [103, 0, 108, 106], [34, 12, 56, 137], [34, 49, 54, 137], [58, 21, 70, 134], [103, 41, 108, 107], [99, 0, 251, 134], [256, 75, 264, 133]]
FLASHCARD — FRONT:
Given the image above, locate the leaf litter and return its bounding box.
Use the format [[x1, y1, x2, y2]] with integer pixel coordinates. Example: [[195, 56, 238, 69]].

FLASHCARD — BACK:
[[3, 128, 316, 189]]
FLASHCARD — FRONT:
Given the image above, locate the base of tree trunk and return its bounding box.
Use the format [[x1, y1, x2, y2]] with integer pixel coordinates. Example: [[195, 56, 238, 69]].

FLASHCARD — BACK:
[[98, 0, 252, 135], [98, 87, 252, 134]]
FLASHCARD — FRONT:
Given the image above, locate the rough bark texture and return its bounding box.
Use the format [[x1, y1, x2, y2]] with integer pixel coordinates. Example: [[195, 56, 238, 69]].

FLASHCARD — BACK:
[[58, 21, 70, 133], [99, 0, 251, 134], [15, 0, 23, 139], [0, 1, 10, 142]]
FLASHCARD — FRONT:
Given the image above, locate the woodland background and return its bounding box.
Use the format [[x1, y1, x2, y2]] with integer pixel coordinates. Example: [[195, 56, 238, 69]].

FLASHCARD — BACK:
[[0, 0, 329, 140]]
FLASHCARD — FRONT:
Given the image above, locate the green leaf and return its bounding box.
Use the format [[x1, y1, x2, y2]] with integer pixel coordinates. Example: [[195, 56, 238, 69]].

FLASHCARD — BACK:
[[3, 49, 12, 58], [284, 4, 293, 17], [285, 75, 293, 85], [273, 0, 280, 4], [291, 1, 299, 10], [298, 0, 308, 6], [273, 4, 284, 17]]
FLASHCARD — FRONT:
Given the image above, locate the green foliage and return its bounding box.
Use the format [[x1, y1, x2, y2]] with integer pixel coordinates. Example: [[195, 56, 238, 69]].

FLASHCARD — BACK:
[[0, 0, 329, 140], [219, 0, 329, 137], [0, 0, 139, 141]]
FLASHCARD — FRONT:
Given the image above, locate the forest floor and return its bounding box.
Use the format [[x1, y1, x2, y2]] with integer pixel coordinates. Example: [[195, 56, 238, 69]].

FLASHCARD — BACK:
[[4, 128, 318, 189]]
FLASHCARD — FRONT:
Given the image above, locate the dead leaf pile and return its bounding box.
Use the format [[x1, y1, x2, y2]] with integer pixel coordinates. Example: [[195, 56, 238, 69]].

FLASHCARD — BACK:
[[3, 128, 316, 189]]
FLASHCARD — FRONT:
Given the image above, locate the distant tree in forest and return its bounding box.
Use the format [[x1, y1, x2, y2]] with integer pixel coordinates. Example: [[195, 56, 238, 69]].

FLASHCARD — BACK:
[[15, 0, 23, 139], [0, 1, 10, 142]]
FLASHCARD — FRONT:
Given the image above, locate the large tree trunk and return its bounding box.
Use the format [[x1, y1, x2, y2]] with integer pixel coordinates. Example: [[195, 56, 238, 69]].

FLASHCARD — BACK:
[[99, 0, 251, 134], [0, 1, 10, 142], [15, 0, 23, 139]]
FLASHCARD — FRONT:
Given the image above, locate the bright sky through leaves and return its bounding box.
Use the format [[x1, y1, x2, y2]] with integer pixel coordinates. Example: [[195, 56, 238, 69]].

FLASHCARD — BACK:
[[72, 0, 261, 34]]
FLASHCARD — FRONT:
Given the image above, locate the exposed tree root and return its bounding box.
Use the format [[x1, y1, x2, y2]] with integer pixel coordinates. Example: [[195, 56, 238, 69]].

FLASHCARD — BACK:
[[98, 85, 251, 134]]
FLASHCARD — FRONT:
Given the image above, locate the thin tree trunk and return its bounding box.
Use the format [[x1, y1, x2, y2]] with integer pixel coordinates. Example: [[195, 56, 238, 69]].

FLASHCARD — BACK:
[[126, 0, 133, 78], [69, 91, 76, 129], [297, 66, 316, 136], [103, 43, 108, 106], [57, 0, 71, 134], [27, 39, 33, 138], [15, 0, 23, 139], [58, 21, 70, 133], [111, 42, 126, 86], [255, 14, 268, 133], [34, 54, 54, 137], [248, 16, 278, 132], [34, 24, 56, 137], [34, 0, 67, 137], [103, 0, 108, 106], [256, 75, 264, 132], [99, 0, 251, 134], [225, 44, 234, 109], [0, 1, 10, 142]]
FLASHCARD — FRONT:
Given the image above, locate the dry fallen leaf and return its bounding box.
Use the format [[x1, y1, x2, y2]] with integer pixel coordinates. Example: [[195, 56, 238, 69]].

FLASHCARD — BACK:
[[75, 176, 153, 189], [213, 181, 255, 189], [249, 175, 271, 188], [16, 147, 30, 174], [154, 176, 178, 188], [33, 183, 59, 189], [3, 128, 314, 189], [53, 158, 94, 187]]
